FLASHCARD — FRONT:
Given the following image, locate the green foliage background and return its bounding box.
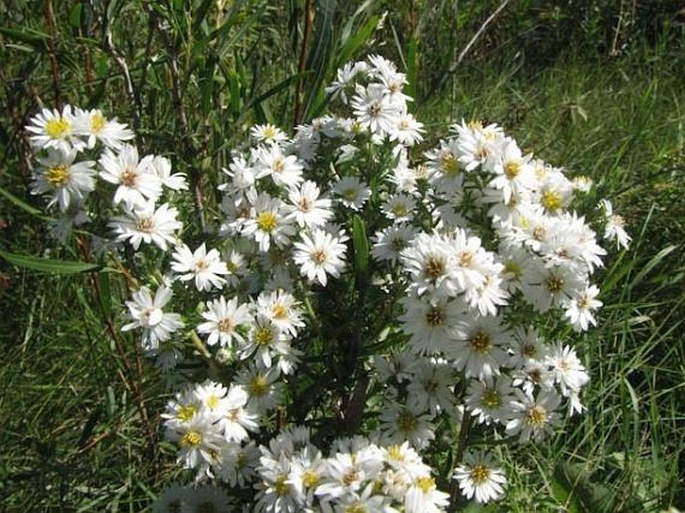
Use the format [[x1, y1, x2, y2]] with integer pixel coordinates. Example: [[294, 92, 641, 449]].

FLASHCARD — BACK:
[[1, 1, 683, 511]]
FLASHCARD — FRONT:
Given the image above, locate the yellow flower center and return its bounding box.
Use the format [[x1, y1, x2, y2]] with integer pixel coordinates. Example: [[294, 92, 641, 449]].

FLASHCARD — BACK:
[[343, 188, 358, 201], [424, 256, 446, 280], [482, 389, 502, 409], [527, 405, 547, 426], [311, 249, 327, 265], [121, 168, 138, 187], [468, 120, 483, 130], [345, 504, 367, 513], [272, 304, 287, 319], [135, 217, 155, 233], [274, 474, 289, 496], [397, 410, 417, 433], [206, 395, 220, 410], [504, 260, 522, 280], [387, 445, 404, 462], [248, 376, 269, 396], [46, 165, 70, 186], [470, 331, 491, 353], [256, 211, 278, 232], [302, 470, 320, 488], [545, 275, 564, 293], [541, 190, 562, 213], [218, 318, 233, 333], [425, 306, 444, 327], [177, 404, 197, 422], [391, 203, 408, 217], [254, 327, 273, 346], [180, 430, 202, 447], [441, 153, 459, 176], [470, 464, 491, 484], [504, 160, 521, 179], [458, 250, 474, 267], [46, 117, 71, 139], [263, 125, 277, 139], [90, 112, 107, 134], [416, 476, 436, 493]]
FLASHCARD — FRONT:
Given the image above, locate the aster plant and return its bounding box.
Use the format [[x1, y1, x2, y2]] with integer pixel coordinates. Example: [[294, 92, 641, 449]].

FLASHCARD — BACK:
[[24, 55, 631, 512]]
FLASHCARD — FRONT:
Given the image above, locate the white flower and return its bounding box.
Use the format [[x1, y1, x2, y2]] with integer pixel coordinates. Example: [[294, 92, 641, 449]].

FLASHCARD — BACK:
[[197, 296, 252, 347], [32, 149, 96, 211], [255, 144, 303, 188], [99, 144, 162, 208], [405, 475, 450, 513], [25, 105, 83, 154], [331, 176, 371, 211], [122, 286, 184, 350], [350, 83, 402, 136], [464, 376, 515, 426], [563, 284, 602, 331], [149, 155, 187, 190], [546, 344, 590, 404], [505, 389, 562, 443], [242, 190, 296, 252], [292, 229, 346, 286], [73, 108, 134, 150], [171, 243, 229, 291], [453, 451, 506, 504], [284, 180, 333, 229], [378, 401, 436, 450], [372, 224, 418, 264], [381, 193, 416, 223], [600, 199, 631, 249], [251, 123, 289, 144], [447, 316, 510, 380], [399, 295, 464, 355], [109, 201, 182, 250]]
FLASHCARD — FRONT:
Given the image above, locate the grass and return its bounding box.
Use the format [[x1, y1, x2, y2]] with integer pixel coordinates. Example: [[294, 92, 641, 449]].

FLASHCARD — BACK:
[[1, 2, 683, 511]]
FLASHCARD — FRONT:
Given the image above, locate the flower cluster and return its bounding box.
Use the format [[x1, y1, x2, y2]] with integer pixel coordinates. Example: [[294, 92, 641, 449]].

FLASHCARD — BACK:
[[25, 54, 632, 511], [26, 105, 186, 245]]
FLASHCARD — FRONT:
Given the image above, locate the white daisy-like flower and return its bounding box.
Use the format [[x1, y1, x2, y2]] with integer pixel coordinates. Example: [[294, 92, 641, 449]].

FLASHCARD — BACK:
[[109, 201, 182, 250], [242, 190, 296, 252], [350, 83, 402, 136], [448, 316, 510, 380], [331, 176, 371, 211], [171, 243, 229, 291], [183, 485, 233, 513], [600, 199, 631, 250], [149, 155, 187, 190], [25, 105, 83, 154], [505, 389, 562, 443], [73, 107, 134, 150], [390, 113, 425, 146], [292, 228, 347, 286], [405, 475, 450, 513], [546, 343, 590, 401], [99, 144, 162, 208], [122, 285, 184, 350], [378, 401, 436, 450], [371, 224, 418, 264], [197, 296, 252, 347], [32, 149, 96, 211], [464, 376, 515, 425], [563, 284, 602, 331], [254, 144, 304, 188], [381, 193, 416, 223], [284, 180, 333, 229], [453, 451, 506, 504], [251, 123, 289, 144]]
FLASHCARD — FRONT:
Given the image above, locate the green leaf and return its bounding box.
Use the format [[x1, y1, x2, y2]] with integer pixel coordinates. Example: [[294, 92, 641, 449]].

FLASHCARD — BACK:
[[0, 186, 43, 216], [0, 250, 100, 274], [0, 26, 48, 51], [352, 215, 369, 287]]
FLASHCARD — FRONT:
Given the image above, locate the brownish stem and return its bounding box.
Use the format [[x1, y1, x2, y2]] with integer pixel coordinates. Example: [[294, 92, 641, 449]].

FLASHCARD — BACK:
[[45, 0, 62, 109], [294, 0, 314, 126]]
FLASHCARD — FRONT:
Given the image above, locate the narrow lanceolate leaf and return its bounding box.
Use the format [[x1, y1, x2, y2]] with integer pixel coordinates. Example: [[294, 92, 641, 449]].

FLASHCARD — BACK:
[[352, 215, 369, 287], [0, 249, 100, 274], [0, 186, 43, 216]]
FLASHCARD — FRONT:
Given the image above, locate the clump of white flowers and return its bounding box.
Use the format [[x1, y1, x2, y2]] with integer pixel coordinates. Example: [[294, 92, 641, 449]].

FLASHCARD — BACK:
[[26, 54, 631, 511]]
